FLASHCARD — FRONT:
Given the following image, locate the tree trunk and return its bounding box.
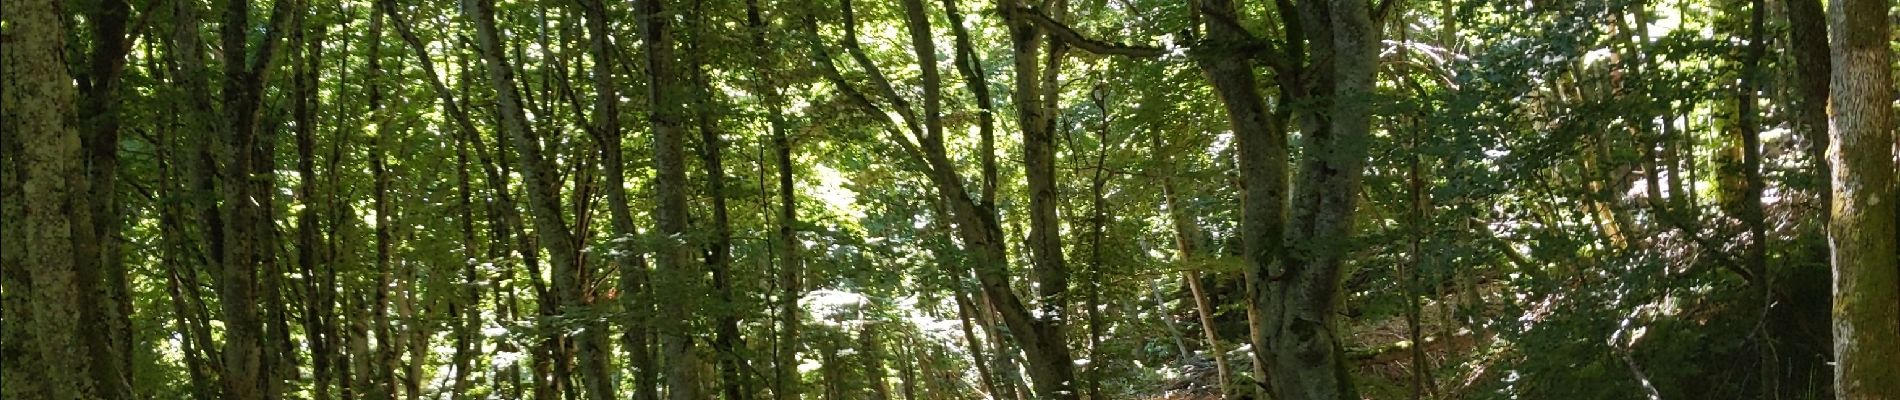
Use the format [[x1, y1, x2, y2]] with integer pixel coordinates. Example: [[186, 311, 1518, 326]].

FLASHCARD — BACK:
[[1148, 280, 1195, 360], [1263, 0, 1379, 398], [574, 0, 657, 397], [745, 1, 804, 399], [861, 324, 893, 400], [467, 0, 611, 398], [1733, 0, 1777, 392], [78, 0, 138, 392], [1, 0, 104, 396], [366, 9, 401, 398], [291, 5, 338, 398], [1085, 90, 1113, 400], [685, 3, 747, 396], [638, 0, 704, 396], [949, 269, 1004, 398], [213, 0, 290, 398], [1783, 0, 1831, 221], [1190, 1, 1289, 395], [572, 2, 625, 400], [1159, 137, 1233, 397], [452, 132, 483, 400], [1825, 0, 1900, 394]]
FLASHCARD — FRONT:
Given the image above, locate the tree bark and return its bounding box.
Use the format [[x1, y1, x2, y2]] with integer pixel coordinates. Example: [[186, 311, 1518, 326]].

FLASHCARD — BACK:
[[1189, 1, 1290, 395], [573, 2, 626, 400], [1825, 0, 1900, 395], [1263, 0, 1379, 398], [638, 0, 705, 396], [1784, 0, 1830, 223], [366, 9, 400, 398], [290, 5, 338, 399], [452, 131, 484, 400], [1, 0, 104, 396], [1733, 0, 1776, 392], [213, 1, 291, 399]]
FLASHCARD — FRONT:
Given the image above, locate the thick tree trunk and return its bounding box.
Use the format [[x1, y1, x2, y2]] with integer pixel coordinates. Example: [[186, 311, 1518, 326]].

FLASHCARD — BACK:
[[1, 0, 104, 396], [1190, 2, 1289, 395], [1825, 0, 1900, 395], [1, 77, 29, 400], [1263, 0, 1378, 398]]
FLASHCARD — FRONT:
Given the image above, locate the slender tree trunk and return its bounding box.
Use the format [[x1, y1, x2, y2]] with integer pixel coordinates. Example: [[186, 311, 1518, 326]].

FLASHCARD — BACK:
[[466, 0, 609, 398], [685, 3, 747, 396], [899, 336, 919, 400], [1159, 138, 1233, 397], [1085, 91, 1113, 400], [291, 5, 337, 398], [77, 0, 138, 392], [638, 0, 704, 396], [572, 2, 625, 400], [1783, 0, 1830, 222], [566, 0, 657, 396], [365, 9, 401, 398], [820, 338, 843, 400], [258, 92, 293, 400], [1825, 0, 1900, 395], [452, 133, 483, 400], [1147, 279, 1195, 360], [746, 1, 804, 399], [1732, 0, 1778, 393], [862, 324, 893, 400], [1404, 128, 1438, 400], [212, 0, 290, 398], [949, 270, 1003, 398]]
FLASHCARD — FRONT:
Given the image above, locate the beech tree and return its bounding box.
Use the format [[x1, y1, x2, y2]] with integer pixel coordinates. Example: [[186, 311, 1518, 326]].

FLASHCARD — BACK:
[[5, 0, 1894, 399]]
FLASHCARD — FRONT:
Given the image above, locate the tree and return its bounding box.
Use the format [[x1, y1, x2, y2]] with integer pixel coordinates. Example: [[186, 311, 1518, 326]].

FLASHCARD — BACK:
[[2, 0, 107, 396], [1825, 0, 1900, 395], [9, 0, 1892, 398], [638, 0, 705, 397]]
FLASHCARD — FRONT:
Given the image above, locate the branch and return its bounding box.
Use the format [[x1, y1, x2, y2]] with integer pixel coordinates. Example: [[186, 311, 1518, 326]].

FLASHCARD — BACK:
[[1012, 6, 1166, 58], [1374, 0, 1402, 26], [803, 14, 932, 170]]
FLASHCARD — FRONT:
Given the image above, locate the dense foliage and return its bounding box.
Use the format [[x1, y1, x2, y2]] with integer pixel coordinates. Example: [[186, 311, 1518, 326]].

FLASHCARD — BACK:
[[3, 0, 1897, 398]]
